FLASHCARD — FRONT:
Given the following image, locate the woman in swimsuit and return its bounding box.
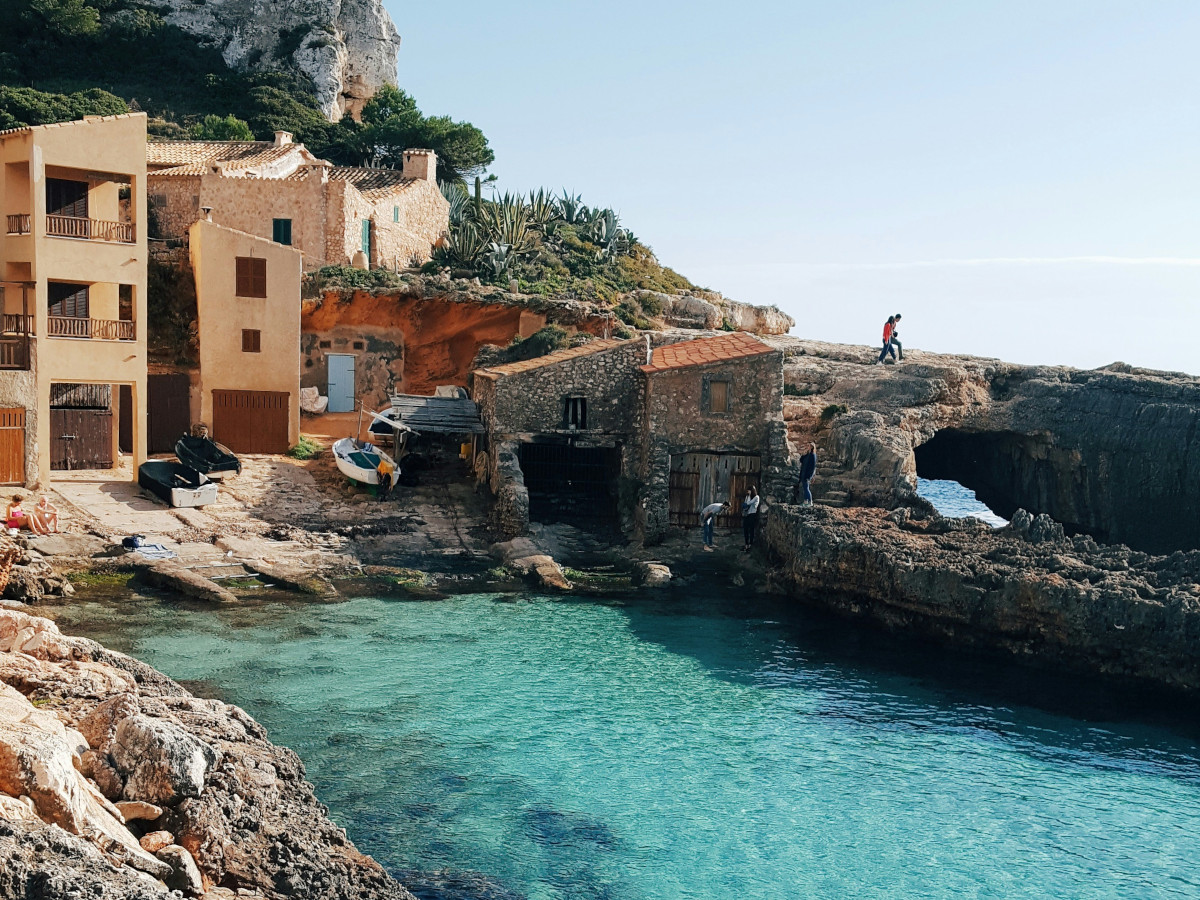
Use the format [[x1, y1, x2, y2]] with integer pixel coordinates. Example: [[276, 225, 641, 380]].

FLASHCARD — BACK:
[[4, 495, 44, 534]]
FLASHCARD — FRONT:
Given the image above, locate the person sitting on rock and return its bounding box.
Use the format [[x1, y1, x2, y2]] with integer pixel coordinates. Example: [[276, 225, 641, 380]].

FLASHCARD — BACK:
[[796, 443, 818, 506], [32, 495, 59, 534], [700, 501, 729, 551], [5, 495, 45, 535]]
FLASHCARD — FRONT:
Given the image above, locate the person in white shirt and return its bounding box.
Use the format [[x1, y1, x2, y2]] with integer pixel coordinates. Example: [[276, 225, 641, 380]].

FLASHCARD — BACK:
[[741, 486, 760, 551], [700, 501, 729, 551]]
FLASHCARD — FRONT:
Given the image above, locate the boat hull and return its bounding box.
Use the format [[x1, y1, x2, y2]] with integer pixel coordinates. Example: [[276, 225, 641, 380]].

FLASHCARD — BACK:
[[332, 438, 399, 486], [138, 461, 219, 508]]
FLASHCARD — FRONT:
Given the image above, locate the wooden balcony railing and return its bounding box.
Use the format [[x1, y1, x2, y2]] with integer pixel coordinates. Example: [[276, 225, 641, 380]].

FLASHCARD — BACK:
[[0, 314, 34, 335], [46, 215, 134, 244], [47, 316, 135, 341], [0, 338, 28, 370], [6, 215, 30, 235]]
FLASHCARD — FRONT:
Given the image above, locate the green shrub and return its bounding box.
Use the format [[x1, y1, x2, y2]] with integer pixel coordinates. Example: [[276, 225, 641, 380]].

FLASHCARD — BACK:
[[506, 325, 570, 362], [287, 435, 322, 460], [190, 113, 253, 140], [784, 385, 818, 397], [819, 403, 848, 422], [307, 266, 404, 293]]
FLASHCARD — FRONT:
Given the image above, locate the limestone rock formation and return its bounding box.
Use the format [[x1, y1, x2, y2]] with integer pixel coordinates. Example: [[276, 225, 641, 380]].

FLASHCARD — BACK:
[[142, 0, 402, 120], [110, 716, 218, 805], [769, 338, 1200, 554], [0, 607, 417, 899]]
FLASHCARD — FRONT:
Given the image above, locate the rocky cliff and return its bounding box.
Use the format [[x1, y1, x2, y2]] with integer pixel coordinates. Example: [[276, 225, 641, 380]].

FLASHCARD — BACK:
[[770, 339, 1200, 554], [755, 338, 1200, 691], [0, 607, 416, 899], [142, 0, 401, 120]]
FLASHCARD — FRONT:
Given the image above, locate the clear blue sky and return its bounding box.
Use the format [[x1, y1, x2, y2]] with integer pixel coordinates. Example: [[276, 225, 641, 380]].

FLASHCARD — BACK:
[[384, 0, 1200, 373]]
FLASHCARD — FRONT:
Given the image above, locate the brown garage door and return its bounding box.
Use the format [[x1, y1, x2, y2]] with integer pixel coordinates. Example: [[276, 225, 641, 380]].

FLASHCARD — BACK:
[[212, 390, 289, 454], [50, 408, 113, 470], [148, 374, 192, 453], [0, 409, 25, 485]]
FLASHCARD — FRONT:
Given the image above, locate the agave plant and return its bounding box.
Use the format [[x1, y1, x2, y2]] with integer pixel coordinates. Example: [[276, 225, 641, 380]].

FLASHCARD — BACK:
[[439, 181, 470, 226], [483, 241, 512, 277], [527, 188, 560, 227], [436, 220, 486, 266], [476, 193, 534, 255], [559, 190, 586, 225], [589, 208, 629, 260]]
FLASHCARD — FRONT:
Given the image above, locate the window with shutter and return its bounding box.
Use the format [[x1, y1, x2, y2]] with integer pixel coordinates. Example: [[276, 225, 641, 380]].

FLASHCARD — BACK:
[[47, 179, 88, 218], [709, 380, 729, 414], [272, 218, 293, 245], [242, 329, 261, 353], [48, 282, 89, 318], [361, 219, 371, 255], [393, 206, 399, 223], [235, 257, 268, 298]]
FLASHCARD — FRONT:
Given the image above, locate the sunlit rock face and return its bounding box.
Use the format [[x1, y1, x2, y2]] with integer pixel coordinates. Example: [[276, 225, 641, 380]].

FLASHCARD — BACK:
[[143, 0, 402, 120]]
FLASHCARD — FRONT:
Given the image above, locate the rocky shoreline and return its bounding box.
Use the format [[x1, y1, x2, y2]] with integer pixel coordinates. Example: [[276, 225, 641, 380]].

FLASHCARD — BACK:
[[0, 605, 416, 899], [764, 502, 1200, 692]]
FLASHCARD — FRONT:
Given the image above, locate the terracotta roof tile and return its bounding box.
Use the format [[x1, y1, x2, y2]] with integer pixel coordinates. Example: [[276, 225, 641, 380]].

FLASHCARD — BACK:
[[476, 339, 636, 378], [0, 112, 145, 139], [641, 332, 774, 373], [146, 141, 313, 175], [330, 167, 422, 200]]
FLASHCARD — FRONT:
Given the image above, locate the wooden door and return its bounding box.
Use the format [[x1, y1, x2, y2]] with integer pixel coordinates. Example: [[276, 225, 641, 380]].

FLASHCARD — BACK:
[[0, 409, 25, 485], [147, 374, 191, 453], [50, 409, 113, 470], [212, 390, 289, 454], [669, 452, 761, 528]]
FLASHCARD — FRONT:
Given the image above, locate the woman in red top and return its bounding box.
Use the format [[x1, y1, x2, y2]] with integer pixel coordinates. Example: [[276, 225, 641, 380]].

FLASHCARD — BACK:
[[877, 316, 897, 363]]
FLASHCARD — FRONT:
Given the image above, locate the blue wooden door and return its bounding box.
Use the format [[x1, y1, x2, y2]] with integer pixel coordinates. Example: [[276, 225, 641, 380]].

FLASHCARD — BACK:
[[327, 354, 355, 413]]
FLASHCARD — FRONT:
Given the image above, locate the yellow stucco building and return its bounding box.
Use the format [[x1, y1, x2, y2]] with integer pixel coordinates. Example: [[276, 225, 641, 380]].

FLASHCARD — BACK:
[[0, 114, 148, 486], [190, 218, 302, 454]]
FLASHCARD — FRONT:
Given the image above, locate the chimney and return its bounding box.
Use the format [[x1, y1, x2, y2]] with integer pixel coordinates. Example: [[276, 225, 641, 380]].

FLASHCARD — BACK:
[[402, 149, 437, 183], [274, 131, 293, 147]]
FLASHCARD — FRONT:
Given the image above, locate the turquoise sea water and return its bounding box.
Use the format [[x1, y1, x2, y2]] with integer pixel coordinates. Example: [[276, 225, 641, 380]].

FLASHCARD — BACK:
[[51, 592, 1200, 900], [917, 477, 1009, 527]]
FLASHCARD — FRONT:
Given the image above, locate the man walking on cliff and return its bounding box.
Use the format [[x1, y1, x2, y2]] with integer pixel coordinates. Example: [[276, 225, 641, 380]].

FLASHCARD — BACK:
[[700, 501, 729, 551]]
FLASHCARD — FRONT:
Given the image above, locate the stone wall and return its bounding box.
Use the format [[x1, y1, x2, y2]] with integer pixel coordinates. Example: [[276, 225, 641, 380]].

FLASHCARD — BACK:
[[639, 349, 785, 543], [150, 171, 329, 269], [149, 172, 448, 272], [0, 351, 38, 488], [479, 340, 645, 438], [367, 181, 449, 269]]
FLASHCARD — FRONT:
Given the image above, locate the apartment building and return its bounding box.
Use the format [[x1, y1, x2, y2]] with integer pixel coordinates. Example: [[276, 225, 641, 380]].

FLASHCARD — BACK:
[[0, 114, 148, 486]]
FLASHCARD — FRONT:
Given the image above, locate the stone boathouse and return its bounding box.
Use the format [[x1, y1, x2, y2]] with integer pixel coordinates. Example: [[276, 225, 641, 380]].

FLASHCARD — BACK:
[[472, 332, 789, 543]]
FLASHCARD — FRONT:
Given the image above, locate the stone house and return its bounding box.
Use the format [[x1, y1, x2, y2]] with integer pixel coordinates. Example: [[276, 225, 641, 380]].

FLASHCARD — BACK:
[[637, 331, 787, 543], [0, 114, 149, 486], [189, 219, 303, 454], [472, 332, 787, 542], [147, 134, 448, 271], [473, 338, 646, 535]]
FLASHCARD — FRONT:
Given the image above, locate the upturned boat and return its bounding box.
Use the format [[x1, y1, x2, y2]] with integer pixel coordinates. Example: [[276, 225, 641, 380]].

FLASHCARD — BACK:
[[175, 435, 242, 476]]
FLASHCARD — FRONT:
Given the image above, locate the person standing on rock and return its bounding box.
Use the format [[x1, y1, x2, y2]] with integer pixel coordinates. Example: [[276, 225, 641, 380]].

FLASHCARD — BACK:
[[877, 315, 897, 364], [796, 443, 817, 505], [741, 486, 760, 552], [890, 313, 903, 361], [700, 500, 729, 551]]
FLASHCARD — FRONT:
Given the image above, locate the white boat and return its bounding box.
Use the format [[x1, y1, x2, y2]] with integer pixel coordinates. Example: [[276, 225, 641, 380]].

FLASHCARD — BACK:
[[332, 438, 400, 486]]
